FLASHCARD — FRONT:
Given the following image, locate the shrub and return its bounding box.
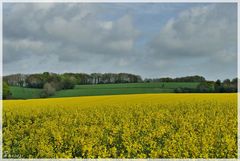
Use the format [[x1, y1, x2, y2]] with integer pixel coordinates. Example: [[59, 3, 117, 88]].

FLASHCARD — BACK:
[[40, 83, 56, 98], [3, 81, 11, 99]]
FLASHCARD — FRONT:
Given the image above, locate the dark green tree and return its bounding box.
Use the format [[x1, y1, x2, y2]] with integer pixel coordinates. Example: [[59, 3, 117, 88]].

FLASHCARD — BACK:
[[60, 76, 76, 89], [223, 79, 231, 86], [197, 82, 214, 93], [3, 81, 11, 99], [214, 79, 222, 92]]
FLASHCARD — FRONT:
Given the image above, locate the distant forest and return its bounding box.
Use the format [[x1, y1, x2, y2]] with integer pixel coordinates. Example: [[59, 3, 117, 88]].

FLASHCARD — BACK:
[[3, 72, 238, 99], [4, 72, 209, 89]]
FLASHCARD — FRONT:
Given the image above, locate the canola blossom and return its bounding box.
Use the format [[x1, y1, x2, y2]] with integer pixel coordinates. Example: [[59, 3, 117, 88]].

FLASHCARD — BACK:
[[3, 94, 237, 158]]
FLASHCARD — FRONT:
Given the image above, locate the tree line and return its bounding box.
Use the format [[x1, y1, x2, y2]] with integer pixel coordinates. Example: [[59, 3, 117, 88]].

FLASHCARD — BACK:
[[4, 72, 143, 87], [3, 72, 142, 98], [174, 78, 238, 93], [144, 75, 206, 82], [3, 72, 238, 99]]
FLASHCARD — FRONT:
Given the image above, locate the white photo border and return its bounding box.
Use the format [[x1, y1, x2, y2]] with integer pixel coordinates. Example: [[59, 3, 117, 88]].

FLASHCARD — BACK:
[[0, 0, 239, 161]]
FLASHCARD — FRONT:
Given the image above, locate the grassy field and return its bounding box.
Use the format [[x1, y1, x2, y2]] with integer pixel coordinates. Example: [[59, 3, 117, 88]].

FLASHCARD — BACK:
[[3, 94, 237, 158], [74, 82, 199, 89], [9, 82, 199, 99], [9, 86, 42, 99], [52, 82, 199, 98]]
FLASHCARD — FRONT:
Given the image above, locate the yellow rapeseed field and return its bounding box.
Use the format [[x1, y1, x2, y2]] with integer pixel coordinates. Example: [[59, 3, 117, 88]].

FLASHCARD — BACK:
[[3, 93, 237, 158]]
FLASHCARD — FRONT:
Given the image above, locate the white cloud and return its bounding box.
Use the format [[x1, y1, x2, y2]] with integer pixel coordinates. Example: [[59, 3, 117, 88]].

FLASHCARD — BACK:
[[3, 3, 237, 80], [4, 3, 139, 64], [149, 4, 237, 60]]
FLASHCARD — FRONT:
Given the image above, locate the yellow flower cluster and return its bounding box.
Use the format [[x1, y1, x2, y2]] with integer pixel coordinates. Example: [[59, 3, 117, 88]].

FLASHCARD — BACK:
[[3, 94, 237, 158]]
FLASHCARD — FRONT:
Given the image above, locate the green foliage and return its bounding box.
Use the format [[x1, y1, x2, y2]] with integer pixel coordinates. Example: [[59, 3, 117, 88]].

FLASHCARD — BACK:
[[25, 74, 45, 88], [223, 79, 231, 85], [40, 83, 56, 98], [145, 75, 206, 83], [214, 79, 237, 93], [196, 82, 215, 93], [231, 78, 237, 84], [174, 80, 237, 93], [60, 76, 76, 90], [3, 82, 11, 99]]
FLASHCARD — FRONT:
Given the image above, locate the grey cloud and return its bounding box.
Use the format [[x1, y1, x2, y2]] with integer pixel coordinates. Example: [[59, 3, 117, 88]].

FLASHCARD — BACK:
[[149, 4, 237, 60], [3, 38, 61, 64], [3, 3, 139, 67], [44, 14, 138, 56], [3, 3, 237, 80], [145, 4, 237, 80]]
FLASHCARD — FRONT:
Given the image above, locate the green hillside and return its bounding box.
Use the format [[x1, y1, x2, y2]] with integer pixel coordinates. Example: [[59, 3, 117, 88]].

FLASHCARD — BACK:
[[74, 82, 199, 89], [10, 86, 42, 99], [9, 82, 200, 99], [53, 82, 199, 98]]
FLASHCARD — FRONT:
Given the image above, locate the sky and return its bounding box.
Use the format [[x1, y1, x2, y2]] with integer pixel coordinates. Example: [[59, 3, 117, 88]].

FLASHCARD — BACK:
[[3, 3, 237, 80]]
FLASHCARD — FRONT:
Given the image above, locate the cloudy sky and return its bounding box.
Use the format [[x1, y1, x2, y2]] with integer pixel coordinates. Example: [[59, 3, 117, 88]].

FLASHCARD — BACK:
[[3, 3, 237, 80]]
